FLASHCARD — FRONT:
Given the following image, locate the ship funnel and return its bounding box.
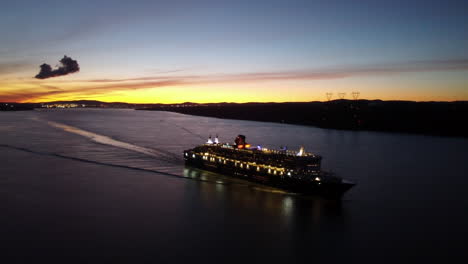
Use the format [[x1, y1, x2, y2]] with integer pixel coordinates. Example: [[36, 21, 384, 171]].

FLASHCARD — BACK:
[[214, 134, 219, 144], [235, 135, 246, 146], [207, 135, 213, 144], [297, 146, 305, 156]]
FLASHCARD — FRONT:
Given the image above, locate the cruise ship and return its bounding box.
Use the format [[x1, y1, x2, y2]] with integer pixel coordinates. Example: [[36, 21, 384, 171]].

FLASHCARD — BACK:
[[184, 135, 355, 198]]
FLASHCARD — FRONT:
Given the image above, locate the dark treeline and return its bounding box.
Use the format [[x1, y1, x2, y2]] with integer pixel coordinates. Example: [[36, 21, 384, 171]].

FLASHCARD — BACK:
[[138, 100, 468, 138]]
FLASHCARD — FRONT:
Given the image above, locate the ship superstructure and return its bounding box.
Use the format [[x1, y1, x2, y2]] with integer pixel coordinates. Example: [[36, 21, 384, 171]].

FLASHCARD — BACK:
[[184, 135, 355, 197]]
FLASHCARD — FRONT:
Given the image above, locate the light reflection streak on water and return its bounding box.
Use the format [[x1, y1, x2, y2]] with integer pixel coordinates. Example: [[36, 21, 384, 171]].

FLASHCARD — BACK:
[[282, 196, 294, 216]]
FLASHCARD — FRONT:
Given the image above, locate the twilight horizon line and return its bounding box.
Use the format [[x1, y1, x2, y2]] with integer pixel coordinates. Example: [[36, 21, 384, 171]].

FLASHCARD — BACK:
[[2, 58, 468, 103], [1, 0, 467, 103]]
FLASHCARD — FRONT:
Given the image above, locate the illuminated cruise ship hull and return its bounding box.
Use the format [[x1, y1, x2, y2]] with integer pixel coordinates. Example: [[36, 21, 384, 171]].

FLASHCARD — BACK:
[[183, 147, 355, 198]]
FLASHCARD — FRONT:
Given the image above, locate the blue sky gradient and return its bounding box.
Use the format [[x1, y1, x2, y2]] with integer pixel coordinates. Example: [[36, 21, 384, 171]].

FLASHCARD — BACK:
[[1, 0, 467, 102]]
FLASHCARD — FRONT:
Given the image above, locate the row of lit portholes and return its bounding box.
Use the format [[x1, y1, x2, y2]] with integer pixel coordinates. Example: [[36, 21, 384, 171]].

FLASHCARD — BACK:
[[189, 152, 321, 181], [189, 152, 297, 177]]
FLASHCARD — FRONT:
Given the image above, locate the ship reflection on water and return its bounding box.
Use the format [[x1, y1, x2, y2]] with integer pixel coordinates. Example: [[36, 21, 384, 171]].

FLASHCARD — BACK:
[[182, 166, 345, 228]]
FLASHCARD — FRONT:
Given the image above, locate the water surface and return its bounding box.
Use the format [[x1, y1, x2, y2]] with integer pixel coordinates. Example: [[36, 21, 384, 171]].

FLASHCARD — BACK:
[[1, 109, 467, 263]]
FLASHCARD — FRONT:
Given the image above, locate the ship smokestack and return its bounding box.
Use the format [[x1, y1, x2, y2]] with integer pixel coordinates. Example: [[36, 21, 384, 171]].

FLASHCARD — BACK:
[[235, 135, 246, 146]]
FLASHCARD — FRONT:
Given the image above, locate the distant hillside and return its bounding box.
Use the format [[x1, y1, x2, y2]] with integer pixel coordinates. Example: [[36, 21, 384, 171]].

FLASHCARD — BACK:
[[41, 100, 136, 108], [137, 100, 468, 138]]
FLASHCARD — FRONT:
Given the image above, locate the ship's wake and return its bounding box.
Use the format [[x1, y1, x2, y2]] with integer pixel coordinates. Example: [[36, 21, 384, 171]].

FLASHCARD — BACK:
[[0, 143, 289, 194], [46, 121, 182, 164]]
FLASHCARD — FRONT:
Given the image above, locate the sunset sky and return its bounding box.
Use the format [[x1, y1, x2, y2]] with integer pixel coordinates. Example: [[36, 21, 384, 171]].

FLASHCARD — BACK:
[[1, 0, 467, 103]]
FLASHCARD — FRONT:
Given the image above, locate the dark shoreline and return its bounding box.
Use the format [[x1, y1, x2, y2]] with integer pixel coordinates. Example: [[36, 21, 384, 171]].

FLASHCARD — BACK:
[[0, 103, 36, 111], [3, 100, 467, 138], [137, 100, 468, 138]]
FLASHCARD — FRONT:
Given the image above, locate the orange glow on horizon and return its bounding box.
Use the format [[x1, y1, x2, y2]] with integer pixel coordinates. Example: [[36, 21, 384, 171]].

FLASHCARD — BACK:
[[1, 71, 468, 103]]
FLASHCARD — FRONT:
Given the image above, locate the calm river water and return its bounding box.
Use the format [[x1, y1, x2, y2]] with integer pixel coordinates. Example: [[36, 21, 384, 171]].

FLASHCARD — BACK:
[[1, 109, 467, 263]]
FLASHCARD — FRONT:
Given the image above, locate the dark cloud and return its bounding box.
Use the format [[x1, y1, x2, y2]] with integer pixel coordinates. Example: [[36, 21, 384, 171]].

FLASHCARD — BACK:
[[35, 56, 80, 79]]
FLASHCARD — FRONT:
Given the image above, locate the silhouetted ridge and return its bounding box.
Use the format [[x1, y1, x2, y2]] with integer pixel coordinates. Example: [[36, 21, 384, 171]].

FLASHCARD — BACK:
[[137, 100, 468, 138]]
